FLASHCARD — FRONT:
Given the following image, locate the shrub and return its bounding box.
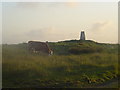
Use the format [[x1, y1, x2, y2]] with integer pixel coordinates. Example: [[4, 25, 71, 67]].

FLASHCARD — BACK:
[[68, 47, 103, 54]]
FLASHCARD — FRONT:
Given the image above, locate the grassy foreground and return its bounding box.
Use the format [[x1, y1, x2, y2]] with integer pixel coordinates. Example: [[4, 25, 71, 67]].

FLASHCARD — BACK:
[[2, 40, 119, 88]]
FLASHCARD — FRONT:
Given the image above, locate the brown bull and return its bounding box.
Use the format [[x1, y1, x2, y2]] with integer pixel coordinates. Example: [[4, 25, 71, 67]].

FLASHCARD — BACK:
[[28, 41, 53, 55]]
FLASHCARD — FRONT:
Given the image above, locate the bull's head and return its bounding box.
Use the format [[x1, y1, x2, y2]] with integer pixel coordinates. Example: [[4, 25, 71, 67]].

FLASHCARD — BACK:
[[49, 50, 53, 55]]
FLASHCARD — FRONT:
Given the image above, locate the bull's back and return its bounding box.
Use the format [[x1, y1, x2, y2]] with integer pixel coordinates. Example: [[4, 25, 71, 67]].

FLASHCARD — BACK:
[[28, 41, 50, 54]]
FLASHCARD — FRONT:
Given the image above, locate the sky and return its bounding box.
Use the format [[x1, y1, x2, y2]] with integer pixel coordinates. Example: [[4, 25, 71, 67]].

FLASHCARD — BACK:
[[2, 2, 118, 44]]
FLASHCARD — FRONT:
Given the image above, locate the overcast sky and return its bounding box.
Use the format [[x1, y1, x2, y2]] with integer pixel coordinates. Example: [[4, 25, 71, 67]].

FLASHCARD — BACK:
[[2, 2, 118, 44]]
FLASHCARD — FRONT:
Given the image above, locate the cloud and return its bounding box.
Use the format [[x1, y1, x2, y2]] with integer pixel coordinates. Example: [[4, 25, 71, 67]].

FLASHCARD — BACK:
[[87, 21, 117, 43], [65, 0, 79, 8], [90, 21, 110, 31], [25, 27, 67, 42], [16, 2, 63, 8], [26, 28, 52, 39], [3, 26, 74, 44], [16, 2, 79, 9], [16, 2, 40, 8], [26, 29, 45, 38]]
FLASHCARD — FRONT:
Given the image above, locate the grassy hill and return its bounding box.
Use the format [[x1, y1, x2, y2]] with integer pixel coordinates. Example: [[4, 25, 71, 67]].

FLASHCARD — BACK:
[[49, 40, 118, 55], [2, 40, 119, 88]]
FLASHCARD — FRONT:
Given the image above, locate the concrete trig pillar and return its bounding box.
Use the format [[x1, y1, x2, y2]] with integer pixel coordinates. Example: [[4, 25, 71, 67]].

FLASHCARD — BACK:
[[80, 31, 85, 40]]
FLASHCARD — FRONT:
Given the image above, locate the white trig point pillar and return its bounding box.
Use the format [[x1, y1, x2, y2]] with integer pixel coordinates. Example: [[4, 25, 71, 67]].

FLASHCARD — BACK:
[[80, 31, 85, 40]]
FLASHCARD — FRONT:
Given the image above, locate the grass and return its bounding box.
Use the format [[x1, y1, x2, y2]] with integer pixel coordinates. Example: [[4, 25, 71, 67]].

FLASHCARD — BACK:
[[2, 40, 119, 88]]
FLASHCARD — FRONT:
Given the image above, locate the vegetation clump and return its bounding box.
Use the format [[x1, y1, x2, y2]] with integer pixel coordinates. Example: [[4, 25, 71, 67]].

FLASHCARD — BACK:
[[2, 40, 119, 88]]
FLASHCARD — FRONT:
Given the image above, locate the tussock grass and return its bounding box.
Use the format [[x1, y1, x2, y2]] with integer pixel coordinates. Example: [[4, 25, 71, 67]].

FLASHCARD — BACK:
[[2, 42, 119, 88]]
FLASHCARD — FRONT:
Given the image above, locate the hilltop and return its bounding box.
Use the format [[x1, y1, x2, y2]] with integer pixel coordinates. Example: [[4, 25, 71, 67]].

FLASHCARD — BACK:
[[48, 40, 118, 55], [2, 40, 118, 55], [3, 39, 118, 55], [2, 39, 118, 88]]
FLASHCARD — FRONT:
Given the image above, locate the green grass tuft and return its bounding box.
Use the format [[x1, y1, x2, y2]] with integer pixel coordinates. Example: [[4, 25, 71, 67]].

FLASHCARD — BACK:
[[2, 41, 119, 88]]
